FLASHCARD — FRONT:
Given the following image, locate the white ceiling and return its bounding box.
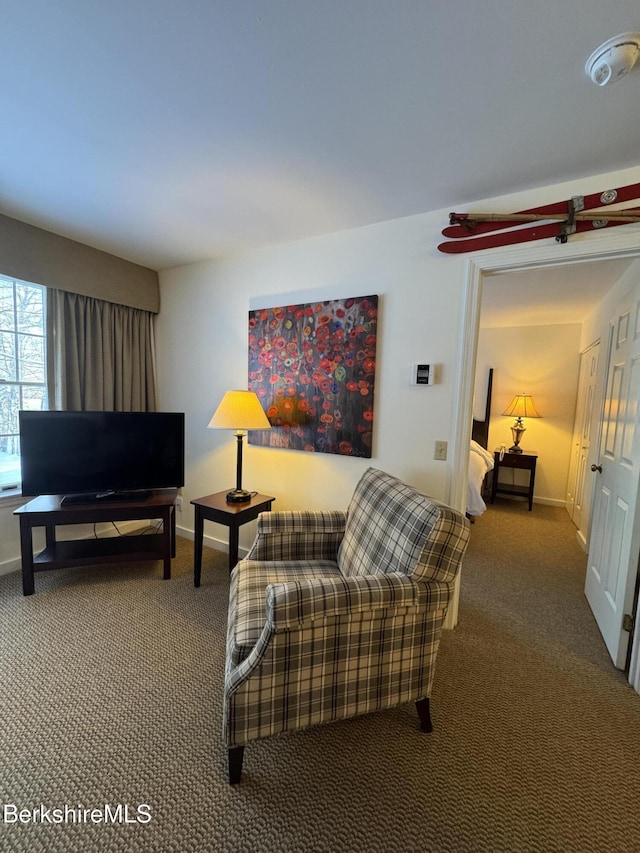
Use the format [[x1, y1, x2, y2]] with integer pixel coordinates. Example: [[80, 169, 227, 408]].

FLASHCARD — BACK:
[[3, 1, 640, 271]]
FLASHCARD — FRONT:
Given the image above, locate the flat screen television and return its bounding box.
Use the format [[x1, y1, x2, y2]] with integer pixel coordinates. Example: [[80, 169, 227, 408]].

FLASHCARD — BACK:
[[19, 410, 185, 502]]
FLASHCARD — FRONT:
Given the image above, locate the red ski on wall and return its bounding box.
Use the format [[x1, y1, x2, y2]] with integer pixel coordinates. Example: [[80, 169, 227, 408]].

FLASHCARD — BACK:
[[437, 182, 640, 254]]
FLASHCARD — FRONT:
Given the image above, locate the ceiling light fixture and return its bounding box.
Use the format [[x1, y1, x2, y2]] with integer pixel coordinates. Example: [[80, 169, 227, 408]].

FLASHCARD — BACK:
[[585, 32, 640, 86]]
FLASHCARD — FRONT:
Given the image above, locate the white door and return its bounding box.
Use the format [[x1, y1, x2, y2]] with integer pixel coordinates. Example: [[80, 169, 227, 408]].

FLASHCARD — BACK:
[[585, 282, 640, 669], [572, 342, 600, 546]]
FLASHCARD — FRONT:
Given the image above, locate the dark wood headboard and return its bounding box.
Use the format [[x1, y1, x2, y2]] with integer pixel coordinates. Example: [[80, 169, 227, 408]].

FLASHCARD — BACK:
[[471, 368, 493, 450]]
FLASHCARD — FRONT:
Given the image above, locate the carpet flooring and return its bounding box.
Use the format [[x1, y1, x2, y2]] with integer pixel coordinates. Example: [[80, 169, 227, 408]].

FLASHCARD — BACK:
[[1, 500, 639, 852]]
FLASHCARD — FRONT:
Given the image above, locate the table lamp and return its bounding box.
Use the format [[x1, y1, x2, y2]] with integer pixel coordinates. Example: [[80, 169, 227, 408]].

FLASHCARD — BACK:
[[502, 394, 541, 453], [208, 390, 271, 502]]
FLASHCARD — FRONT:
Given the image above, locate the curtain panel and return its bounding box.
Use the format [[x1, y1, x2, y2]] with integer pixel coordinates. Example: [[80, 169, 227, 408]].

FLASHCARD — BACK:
[[46, 289, 157, 412]]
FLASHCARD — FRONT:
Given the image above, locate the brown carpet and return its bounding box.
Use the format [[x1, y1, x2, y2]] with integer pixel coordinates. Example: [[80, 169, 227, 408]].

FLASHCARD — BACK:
[[0, 501, 639, 852]]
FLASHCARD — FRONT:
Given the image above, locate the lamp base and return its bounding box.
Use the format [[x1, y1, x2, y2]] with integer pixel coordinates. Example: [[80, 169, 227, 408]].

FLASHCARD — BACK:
[[226, 488, 252, 504], [509, 423, 526, 455]]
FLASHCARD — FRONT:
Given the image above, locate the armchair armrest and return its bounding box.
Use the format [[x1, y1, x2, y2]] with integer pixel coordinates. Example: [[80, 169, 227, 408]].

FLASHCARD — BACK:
[[265, 572, 452, 630], [245, 510, 346, 562]]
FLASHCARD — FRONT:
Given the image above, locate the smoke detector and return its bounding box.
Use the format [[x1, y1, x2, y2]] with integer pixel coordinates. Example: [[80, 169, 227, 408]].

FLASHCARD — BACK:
[[585, 32, 640, 86]]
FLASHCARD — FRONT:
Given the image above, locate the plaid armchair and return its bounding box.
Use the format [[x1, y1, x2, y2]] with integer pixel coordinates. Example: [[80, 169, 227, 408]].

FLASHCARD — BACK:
[[223, 467, 470, 783]]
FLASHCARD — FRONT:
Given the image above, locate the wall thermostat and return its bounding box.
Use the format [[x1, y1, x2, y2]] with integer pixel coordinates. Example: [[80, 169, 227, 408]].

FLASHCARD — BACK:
[[411, 363, 435, 385]]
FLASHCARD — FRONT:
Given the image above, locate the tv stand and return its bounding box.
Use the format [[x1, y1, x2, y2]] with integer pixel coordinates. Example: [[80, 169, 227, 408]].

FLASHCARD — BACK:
[[61, 489, 152, 506], [14, 489, 177, 595]]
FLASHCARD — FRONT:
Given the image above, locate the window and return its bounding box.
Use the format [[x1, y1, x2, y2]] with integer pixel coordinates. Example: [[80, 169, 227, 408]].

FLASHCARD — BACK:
[[0, 277, 47, 489]]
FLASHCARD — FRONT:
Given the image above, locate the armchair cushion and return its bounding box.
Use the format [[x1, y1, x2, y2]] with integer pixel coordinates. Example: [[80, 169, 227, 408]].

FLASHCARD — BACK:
[[338, 467, 440, 579], [265, 571, 451, 629]]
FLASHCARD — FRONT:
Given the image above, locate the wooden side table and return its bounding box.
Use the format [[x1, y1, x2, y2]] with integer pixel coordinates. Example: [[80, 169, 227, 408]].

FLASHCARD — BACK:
[[191, 491, 275, 585], [490, 451, 538, 511]]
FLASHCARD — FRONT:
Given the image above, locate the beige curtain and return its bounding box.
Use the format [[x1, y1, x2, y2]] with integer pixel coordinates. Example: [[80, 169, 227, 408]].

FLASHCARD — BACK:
[[46, 289, 157, 411]]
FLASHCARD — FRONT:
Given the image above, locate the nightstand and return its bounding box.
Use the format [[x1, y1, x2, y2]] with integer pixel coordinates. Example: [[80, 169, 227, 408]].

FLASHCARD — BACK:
[[490, 451, 537, 511]]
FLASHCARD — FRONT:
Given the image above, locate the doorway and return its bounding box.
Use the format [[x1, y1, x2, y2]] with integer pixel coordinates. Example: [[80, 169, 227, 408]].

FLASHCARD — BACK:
[[449, 228, 640, 692]]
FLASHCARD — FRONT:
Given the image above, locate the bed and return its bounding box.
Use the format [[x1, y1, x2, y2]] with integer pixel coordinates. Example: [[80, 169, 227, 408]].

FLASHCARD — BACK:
[[467, 368, 494, 517]]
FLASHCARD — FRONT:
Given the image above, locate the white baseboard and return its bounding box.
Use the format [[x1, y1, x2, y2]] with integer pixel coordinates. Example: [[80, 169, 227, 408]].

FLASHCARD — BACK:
[[490, 495, 565, 508], [533, 496, 566, 507], [176, 522, 250, 559], [0, 557, 21, 578]]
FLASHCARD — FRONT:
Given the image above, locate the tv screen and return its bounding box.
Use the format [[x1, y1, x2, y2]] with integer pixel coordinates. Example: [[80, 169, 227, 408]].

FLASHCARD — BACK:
[[19, 411, 185, 499]]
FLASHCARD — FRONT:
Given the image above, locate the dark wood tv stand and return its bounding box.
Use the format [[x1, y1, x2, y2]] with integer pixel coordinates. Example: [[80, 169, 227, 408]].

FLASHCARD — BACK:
[[14, 489, 178, 596]]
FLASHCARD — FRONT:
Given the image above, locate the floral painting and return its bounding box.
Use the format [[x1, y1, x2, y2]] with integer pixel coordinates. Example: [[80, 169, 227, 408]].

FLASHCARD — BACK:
[[248, 295, 378, 456]]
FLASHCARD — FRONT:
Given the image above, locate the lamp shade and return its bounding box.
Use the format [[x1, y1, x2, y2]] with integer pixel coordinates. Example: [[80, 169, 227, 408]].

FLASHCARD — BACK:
[[502, 394, 541, 419], [208, 390, 271, 431]]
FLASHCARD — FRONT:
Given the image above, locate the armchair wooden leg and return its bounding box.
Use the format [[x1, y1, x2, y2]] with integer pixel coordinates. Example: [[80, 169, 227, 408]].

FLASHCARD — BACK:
[[415, 697, 433, 733], [228, 746, 245, 784]]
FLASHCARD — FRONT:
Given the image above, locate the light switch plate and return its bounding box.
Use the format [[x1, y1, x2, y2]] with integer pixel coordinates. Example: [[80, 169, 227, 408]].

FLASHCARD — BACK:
[[434, 440, 448, 461]]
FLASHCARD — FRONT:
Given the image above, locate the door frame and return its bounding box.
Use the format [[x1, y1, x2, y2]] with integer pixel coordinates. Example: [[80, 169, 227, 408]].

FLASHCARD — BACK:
[[450, 227, 640, 692]]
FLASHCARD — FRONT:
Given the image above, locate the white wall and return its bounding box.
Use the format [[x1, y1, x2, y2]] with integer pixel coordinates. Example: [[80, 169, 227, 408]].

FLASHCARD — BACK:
[[476, 324, 581, 505], [2, 163, 639, 571]]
